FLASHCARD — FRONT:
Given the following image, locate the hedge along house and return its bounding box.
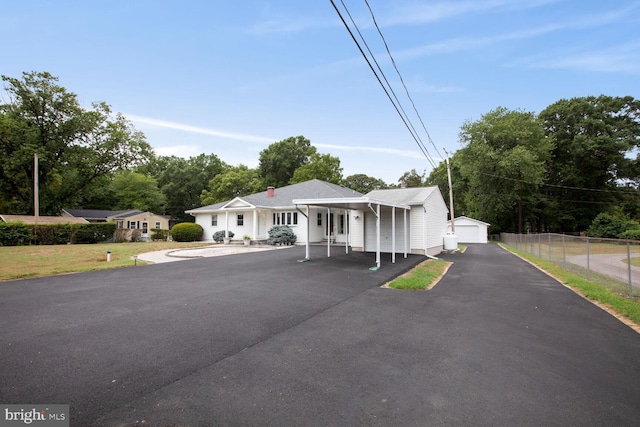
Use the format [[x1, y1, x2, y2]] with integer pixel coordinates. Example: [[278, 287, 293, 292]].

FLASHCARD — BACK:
[[185, 180, 363, 245], [294, 186, 448, 269]]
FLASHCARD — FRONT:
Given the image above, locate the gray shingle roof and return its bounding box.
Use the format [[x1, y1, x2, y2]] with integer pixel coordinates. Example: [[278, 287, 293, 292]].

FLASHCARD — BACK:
[[187, 179, 363, 213], [63, 209, 142, 220], [365, 187, 440, 205]]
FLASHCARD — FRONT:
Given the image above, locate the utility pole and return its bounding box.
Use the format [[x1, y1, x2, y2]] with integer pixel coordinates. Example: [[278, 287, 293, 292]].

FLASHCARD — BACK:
[[34, 152, 39, 225], [444, 149, 455, 233]]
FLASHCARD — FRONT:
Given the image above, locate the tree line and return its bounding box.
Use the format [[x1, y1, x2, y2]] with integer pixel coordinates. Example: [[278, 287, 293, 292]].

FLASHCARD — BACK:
[[0, 72, 392, 223], [425, 98, 640, 235], [2, 71, 638, 234]]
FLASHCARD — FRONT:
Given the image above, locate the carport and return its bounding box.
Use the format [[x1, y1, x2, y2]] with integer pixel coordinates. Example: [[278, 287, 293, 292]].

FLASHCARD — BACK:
[[293, 196, 411, 270]]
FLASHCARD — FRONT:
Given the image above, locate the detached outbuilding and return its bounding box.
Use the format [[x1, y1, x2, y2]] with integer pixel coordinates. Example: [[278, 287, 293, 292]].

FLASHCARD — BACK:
[[447, 216, 490, 244]]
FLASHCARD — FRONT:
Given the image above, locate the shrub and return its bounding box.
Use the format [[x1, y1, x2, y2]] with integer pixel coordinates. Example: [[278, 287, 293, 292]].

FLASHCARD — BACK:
[[72, 223, 117, 244], [172, 222, 203, 242], [213, 230, 234, 243], [151, 228, 171, 241], [619, 228, 640, 241], [267, 225, 296, 245], [0, 222, 33, 246], [587, 212, 640, 239], [113, 229, 128, 243], [32, 224, 72, 245]]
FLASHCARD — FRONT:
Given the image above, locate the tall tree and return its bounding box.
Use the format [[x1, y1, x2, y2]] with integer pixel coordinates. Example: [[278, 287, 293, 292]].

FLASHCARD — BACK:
[[458, 107, 551, 233], [0, 71, 151, 215], [539, 95, 640, 231], [289, 152, 343, 184], [200, 165, 263, 205], [342, 173, 387, 194], [258, 135, 316, 187], [425, 152, 469, 218], [139, 154, 227, 222], [112, 171, 166, 212], [398, 169, 425, 187]]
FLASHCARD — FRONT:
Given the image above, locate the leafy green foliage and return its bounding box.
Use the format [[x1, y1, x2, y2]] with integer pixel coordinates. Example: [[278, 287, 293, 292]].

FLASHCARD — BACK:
[[587, 212, 640, 239], [213, 230, 235, 242], [342, 174, 387, 194], [0, 71, 152, 215], [150, 228, 171, 241], [398, 169, 426, 188], [112, 170, 166, 212], [258, 136, 316, 187], [0, 222, 32, 246], [72, 223, 117, 244], [267, 225, 296, 245], [290, 152, 343, 184], [200, 165, 263, 205], [171, 222, 203, 242], [139, 154, 227, 222], [32, 224, 73, 245], [457, 107, 550, 233]]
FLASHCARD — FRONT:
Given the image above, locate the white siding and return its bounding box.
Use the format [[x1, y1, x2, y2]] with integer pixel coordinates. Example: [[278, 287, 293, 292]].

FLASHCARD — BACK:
[[425, 191, 448, 255], [363, 207, 410, 253]]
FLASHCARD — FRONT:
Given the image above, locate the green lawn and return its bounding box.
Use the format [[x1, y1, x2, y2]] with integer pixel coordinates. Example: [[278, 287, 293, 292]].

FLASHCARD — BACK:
[[386, 259, 451, 290], [0, 241, 208, 281]]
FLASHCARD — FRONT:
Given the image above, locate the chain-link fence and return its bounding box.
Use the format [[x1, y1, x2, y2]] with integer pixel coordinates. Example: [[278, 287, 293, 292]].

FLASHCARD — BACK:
[[501, 233, 640, 300]]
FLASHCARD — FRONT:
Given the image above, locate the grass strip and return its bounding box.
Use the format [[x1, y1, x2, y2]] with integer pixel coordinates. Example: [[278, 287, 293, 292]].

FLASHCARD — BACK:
[[386, 259, 451, 290], [500, 243, 640, 328], [0, 241, 207, 282]]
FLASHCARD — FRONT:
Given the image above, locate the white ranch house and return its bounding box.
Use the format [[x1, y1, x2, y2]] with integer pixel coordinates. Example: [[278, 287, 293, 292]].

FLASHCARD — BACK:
[[186, 179, 448, 266]]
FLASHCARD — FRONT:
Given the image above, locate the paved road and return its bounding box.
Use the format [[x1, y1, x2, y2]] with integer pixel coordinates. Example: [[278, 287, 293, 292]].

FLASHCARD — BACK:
[[2, 244, 640, 426], [567, 253, 640, 287]]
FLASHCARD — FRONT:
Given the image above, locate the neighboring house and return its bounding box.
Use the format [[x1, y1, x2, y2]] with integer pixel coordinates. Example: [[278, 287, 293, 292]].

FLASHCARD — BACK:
[[0, 214, 89, 225], [447, 216, 490, 244], [62, 209, 170, 241], [186, 179, 449, 265]]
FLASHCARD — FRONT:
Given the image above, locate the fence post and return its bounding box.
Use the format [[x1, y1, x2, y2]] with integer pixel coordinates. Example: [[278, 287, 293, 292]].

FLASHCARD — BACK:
[[548, 233, 552, 261], [628, 242, 633, 299], [562, 234, 566, 269], [586, 238, 590, 281], [538, 233, 541, 258]]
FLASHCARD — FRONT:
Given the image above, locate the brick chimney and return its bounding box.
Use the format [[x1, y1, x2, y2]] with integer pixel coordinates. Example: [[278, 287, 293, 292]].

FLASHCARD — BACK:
[[267, 186, 275, 198]]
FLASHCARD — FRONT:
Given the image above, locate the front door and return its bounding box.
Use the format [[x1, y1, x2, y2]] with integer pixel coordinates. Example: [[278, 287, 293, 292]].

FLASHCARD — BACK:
[[141, 221, 149, 239]]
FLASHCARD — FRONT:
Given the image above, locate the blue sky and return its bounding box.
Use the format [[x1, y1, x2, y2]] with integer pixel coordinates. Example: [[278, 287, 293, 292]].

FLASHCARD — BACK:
[[2, 0, 639, 184]]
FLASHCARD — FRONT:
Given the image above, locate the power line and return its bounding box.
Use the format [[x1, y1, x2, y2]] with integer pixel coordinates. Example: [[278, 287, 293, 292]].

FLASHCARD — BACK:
[[362, 0, 444, 161], [337, 0, 436, 168], [328, 0, 437, 169], [479, 171, 640, 194]]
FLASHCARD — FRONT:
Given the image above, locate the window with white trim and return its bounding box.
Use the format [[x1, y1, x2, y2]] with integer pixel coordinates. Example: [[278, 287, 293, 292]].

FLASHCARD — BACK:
[[237, 213, 244, 226], [211, 214, 218, 226], [155, 221, 161, 229], [273, 211, 298, 226]]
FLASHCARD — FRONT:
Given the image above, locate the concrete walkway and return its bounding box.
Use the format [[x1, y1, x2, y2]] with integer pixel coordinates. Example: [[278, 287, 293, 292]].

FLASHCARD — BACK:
[[136, 243, 292, 263]]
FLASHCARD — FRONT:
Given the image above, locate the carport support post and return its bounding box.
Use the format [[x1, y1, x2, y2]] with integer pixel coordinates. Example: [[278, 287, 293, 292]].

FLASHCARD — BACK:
[[391, 206, 396, 263], [327, 207, 331, 258], [345, 209, 349, 254], [404, 208, 408, 258], [225, 211, 229, 239], [375, 203, 381, 269], [305, 205, 310, 260]]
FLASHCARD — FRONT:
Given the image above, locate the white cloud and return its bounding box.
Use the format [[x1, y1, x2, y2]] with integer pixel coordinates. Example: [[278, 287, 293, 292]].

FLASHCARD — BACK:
[[154, 145, 202, 158], [517, 43, 640, 73], [126, 114, 275, 144], [315, 142, 430, 161]]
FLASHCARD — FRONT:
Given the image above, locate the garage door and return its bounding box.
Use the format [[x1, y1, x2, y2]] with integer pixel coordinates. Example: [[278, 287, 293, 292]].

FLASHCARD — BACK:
[[455, 225, 480, 243]]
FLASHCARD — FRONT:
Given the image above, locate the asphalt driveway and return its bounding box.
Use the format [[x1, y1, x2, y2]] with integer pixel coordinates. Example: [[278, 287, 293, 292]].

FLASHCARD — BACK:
[[2, 244, 640, 426]]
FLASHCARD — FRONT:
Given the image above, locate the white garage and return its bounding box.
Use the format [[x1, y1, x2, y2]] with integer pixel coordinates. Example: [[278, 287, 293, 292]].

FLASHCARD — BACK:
[[447, 216, 490, 244]]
